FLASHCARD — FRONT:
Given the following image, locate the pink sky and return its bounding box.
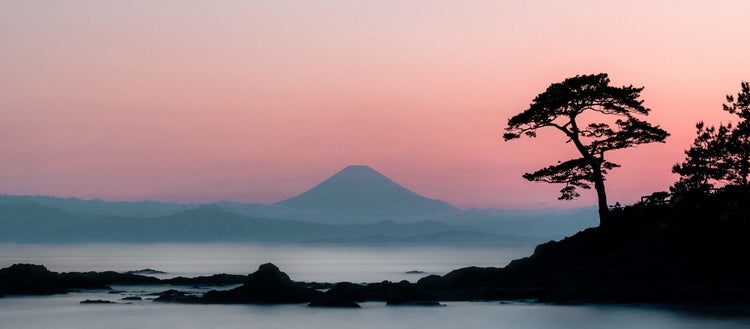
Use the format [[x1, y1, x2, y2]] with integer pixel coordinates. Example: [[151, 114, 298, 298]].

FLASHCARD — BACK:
[[2, 1, 750, 208]]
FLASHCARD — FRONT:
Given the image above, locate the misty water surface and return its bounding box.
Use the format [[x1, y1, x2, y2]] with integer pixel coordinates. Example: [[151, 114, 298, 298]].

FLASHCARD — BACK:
[[1, 244, 748, 329]]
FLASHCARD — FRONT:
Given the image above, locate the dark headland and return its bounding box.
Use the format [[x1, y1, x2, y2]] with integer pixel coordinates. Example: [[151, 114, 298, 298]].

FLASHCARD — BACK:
[[2, 187, 749, 312]]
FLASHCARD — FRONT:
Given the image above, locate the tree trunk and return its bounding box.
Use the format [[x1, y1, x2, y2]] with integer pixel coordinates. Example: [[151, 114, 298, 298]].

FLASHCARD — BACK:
[[568, 130, 610, 226], [592, 166, 610, 226], [742, 147, 749, 186]]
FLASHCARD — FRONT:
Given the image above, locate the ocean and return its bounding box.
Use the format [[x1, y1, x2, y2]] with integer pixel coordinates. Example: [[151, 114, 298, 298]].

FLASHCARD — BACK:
[[1, 243, 748, 329]]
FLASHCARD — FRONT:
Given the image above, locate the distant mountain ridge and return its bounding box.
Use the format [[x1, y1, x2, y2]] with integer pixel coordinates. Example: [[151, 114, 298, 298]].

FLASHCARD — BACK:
[[275, 165, 458, 221], [0, 165, 599, 244]]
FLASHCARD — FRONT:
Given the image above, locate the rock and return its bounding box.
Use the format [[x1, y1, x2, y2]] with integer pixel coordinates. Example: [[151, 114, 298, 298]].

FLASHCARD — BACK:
[[80, 299, 116, 304], [164, 273, 246, 286], [126, 269, 166, 275], [198, 263, 323, 304], [325, 280, 437, 303], [0, 264, 67, 295], [153, 289, 201, 303], [301, 281, 335, 290], [0, 263, 169, 296]]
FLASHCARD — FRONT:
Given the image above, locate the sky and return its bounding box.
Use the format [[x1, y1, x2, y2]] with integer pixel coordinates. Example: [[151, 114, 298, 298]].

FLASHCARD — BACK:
[[2, 0, 750, 209]]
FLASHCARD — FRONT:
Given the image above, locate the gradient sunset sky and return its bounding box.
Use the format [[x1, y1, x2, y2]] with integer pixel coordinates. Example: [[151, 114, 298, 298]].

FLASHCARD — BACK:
[[2, 1, 750, 209]]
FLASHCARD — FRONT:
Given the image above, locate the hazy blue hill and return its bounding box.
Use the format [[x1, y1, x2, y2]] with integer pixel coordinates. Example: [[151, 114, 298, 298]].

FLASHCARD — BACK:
[[443, 207, 598, 239], [98, 206, 334, 242], [0, 200, 91, 243], [0, 194, 197, 218], [0, 166, 598, 244], [0, 202, 520, 244], [274, 165, 458, 223]]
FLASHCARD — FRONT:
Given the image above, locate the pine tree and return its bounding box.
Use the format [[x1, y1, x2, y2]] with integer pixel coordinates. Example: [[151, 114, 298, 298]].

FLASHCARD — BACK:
[[504, 73, 669, 225], [673, 82, 750, 192]]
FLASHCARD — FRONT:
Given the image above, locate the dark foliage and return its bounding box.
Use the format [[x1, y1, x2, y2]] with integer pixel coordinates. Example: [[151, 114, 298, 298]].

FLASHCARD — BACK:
[[673, 82, 750, 192], [504, 73, 668, 224]]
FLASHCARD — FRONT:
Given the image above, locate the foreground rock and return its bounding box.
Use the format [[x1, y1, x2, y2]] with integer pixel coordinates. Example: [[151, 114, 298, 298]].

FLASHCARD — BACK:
[[332, 187, 750, 306], [0, 264, 158, 295], [0, 264, 249, 297], [163, 273, 246, 286], [155, 263, 333, 304], [80, 299, 117, 304], [201, 263, 322, 304], [467, 187, 750, 305], [154, 263, 363, 306], [0, 264, 73, 295]]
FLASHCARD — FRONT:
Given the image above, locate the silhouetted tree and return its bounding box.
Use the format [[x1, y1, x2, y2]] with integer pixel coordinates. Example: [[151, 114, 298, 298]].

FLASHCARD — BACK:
[[671, 122, 729, 193], [722, 82, 750, 186], [504, 73, 669, 225], [673, 82, 750, 192]]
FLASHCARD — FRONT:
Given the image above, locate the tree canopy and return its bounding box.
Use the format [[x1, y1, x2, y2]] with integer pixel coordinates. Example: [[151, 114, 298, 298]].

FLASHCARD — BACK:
[[673, 82, 750, 192], [504, 73, 669, 225]]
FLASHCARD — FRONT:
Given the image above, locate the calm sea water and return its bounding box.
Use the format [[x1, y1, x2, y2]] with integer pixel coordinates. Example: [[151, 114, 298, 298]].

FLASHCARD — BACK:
[[0, 243, 535, 282], [1, 243, 748, 329]]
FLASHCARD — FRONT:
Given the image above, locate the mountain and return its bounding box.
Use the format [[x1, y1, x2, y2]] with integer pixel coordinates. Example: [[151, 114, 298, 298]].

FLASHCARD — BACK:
[[0, 194, 195, 218], [0, 202, 521, 245], [0, 165, 599, 243], [274, 165, 458, 222]]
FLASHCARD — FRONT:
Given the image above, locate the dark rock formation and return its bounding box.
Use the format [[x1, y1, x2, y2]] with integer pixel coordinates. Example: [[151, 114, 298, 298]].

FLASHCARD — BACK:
[[0, 264, 71, 295], [60, 270, 161, 287], [126, 269, 166, 275], [408, 187, 750, 305], [163, 273, 246, 286], [198, 263, 322, 304], [153, 289, 202, 303], [80, 299, 116, 304], [0, 264, 160, 296], [325, 280, 437, 303]]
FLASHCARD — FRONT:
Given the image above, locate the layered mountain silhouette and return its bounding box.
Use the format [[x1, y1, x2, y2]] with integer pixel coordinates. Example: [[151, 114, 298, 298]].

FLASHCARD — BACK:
[[275, 165, 458, 220], [0, 165, 599, 243]]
